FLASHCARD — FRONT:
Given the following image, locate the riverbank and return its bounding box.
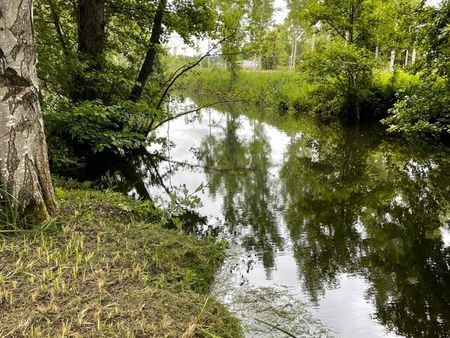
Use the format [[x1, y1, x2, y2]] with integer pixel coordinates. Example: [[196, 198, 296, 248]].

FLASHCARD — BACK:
[[0, 187, 242, 337], [184, 67, 418, 120]]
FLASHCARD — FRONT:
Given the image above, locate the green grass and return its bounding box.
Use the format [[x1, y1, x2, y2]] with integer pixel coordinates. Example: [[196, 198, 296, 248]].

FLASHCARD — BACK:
[[0, 188, 242, 338], [181, 67, 420, 118], [185, 68, 301, 110]]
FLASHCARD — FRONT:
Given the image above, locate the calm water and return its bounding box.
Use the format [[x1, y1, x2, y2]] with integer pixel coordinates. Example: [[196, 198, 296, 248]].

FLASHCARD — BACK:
[[136, 97, 450, 337]]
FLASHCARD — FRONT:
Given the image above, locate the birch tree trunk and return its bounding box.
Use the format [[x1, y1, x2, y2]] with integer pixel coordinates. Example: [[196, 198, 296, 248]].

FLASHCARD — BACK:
[[311, 30, 316, 52], [292, 36, 298, 69], [389, 50, 396, 71], [0, 0, 56, 224], [411, 47, 416, 65]]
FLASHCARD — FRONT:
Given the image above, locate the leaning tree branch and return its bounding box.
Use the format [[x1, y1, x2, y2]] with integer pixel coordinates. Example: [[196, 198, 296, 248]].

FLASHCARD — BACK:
[[156, 34, 234, 110], [148, 99, 240, 133]]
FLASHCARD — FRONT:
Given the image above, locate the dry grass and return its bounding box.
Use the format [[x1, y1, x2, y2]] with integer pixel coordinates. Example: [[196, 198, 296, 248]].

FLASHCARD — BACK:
[[0, 189, 241, 338]]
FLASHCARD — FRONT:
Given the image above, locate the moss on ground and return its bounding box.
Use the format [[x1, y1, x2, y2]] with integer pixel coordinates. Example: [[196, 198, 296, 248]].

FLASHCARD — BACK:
[[0, 188, 242, 337]]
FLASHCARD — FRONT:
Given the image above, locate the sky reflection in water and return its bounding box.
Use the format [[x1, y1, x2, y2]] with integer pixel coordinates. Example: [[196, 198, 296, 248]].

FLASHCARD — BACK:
[[145, 98, 450, 338]]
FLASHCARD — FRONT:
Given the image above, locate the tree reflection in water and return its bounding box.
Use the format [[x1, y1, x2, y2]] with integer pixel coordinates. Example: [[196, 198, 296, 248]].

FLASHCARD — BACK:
[[280, 120, 450, 337], [197, 109, 284, 276], [195, 104, 450, 337]]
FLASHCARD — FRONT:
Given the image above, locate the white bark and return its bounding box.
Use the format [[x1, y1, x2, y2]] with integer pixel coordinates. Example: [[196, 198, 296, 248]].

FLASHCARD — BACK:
[[291, 30, 298, 69], [311, 30, 316, 52], [375, 45, 379, 59], [0, 0, 56, 223], [290, 30, 296, 69], [412, 47, 416, 65], [389, 50, 396, 71], [405, 49, 409, 67]]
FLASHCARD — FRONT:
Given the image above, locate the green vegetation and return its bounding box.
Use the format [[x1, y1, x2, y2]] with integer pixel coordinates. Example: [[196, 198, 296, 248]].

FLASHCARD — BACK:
[[179, 0, 450, 140], [184, 67, 418, 119], [0, 187, 242, 337], [2, 0, 450, 335]]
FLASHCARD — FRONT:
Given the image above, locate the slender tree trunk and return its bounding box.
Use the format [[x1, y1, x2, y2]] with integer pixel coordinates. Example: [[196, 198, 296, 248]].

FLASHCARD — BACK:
[[207, 38, 211, 68], [74, 0, 106, 101], [411, 47, 416, 65], [375, 45, 379, 59], [389, 50, 396, 71], [129, 0, 167, 102], [311, 30, 316, 52], [49, 0, 69, 56], [292, 34, 298, 69], [290, 30, 295, 69], [0, 0, 56, 224], [404, 49, 409, 67]]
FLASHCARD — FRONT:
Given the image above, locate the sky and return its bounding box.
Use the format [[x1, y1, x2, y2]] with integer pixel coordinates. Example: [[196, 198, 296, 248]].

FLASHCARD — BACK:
[[274, 0, 288, 24]]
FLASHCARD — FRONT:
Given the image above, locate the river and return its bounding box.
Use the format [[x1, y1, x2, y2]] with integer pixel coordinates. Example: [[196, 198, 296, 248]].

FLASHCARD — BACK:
[[129, 96, 450, 337]]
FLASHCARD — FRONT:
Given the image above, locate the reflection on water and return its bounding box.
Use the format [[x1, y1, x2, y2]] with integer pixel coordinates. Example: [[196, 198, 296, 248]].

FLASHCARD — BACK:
[[143, 97, 450, 337]]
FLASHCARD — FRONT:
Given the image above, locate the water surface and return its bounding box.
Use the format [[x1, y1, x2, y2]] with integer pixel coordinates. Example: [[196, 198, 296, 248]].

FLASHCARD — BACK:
[[140, 97, 450, 337]]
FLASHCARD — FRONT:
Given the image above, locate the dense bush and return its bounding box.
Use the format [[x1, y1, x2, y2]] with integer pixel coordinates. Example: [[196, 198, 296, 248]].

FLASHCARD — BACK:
[[383, 76, 450, 137], [42, 92, 154, 169]]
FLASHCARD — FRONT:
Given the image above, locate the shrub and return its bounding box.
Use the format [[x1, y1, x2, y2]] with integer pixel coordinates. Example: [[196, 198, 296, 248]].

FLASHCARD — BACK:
[[42, 92, 153, 169], [382, 76, 450, 137]]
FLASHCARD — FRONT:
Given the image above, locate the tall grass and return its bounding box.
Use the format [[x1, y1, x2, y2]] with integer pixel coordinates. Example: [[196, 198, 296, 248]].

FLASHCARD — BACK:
[[0, 186, 21, 232], [182, 67, 420, 119], [0, 186, 59, 233]]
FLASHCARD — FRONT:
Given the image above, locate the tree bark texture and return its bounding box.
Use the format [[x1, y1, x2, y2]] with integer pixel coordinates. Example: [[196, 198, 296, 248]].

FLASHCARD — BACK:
[[129, 0, 167, 102], [74, 0, 105, 101], [78, 0, 105, 59], [0, 0, 56, 224]]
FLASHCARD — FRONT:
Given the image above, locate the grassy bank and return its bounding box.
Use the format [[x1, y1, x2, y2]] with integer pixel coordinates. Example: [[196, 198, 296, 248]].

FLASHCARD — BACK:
[[185, 68, 300, 111], [183, 67, 419, 119], [0, 188, 241, 337]]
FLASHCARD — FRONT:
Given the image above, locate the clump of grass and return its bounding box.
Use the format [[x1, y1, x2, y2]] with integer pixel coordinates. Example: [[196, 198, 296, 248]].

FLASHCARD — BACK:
[[0, 187, 22, 232], [0, 188, 241, 337]]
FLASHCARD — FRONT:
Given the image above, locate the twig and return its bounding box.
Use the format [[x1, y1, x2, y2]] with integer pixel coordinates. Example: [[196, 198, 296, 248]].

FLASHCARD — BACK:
[[254, 318, 299, 338]]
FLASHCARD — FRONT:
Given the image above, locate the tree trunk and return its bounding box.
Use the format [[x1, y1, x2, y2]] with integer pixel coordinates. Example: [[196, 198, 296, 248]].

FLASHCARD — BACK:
[[78, 0, 105, 60], [411, 47, 416, 65], [129, 0, 167, 102], [0, 0, 57, 224], [74, 0, 105, 101], [290, 29, 298, 70], [404, 49, 409, 67], [311, 30, 316, 52], [48, 0, 69, 56], [389, 50, 396, 71]]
